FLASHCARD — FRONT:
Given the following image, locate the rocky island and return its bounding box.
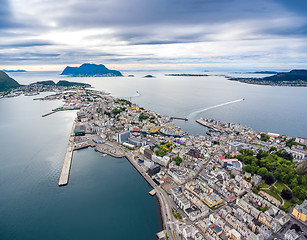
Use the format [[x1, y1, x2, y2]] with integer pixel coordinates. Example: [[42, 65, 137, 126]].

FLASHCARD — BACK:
[[228, 69, 307, 86], [61, 63, 122, 77]]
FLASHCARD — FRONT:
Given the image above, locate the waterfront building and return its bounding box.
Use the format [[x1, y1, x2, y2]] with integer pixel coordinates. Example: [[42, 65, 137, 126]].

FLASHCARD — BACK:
[[116, 131, 130, 144], [295, 137, 307, 146], [147, 164, 160, 177], [128, 136, 146, 147], [144, 159, 154, 168], [74, 124, 86, 136]]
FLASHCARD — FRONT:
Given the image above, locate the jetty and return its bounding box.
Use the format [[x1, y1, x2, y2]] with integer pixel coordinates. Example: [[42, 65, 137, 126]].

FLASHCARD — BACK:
[[58, 121, 76, 186], [149, 189, 156, 196], [42, 111, 57, 117]]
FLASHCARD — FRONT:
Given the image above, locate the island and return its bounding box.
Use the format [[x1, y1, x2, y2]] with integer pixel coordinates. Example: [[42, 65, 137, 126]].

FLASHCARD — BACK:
[[37, 88, 307, 240], [143, 75, 155, 78], [165, 73, 208, 77], [228, 69, 307, 86], [0, 70, 21, 91], [2, 69, 27, 73], [60, 63, 122, 77]]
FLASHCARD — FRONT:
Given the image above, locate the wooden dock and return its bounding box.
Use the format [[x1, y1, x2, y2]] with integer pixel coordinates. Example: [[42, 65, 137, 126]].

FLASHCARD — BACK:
[[58, 121, 76, 186]]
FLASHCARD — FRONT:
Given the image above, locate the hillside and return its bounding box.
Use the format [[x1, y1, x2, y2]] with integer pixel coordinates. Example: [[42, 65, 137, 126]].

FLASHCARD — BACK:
[[228, 69, 307, 86], [0, 70, 21, 91], [60, 63, 122, 77]]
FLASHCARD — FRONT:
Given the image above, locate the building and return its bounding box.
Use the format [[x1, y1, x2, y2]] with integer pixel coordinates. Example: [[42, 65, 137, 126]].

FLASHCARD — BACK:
[[173, 191, 191, 210], [203, 192, 223, 208], [116, 131, 130, 144], [295, 137, 307, 146], [228, 142, 244, 154], [229, 229, 241, 240], [284, 229, 299, 240], [128, 137, 146, 147], [187, 148, 202, 158], [292, 200, 307, 221], [147, 164, 160, 177], [144, 148, 153, 160], [74, 124, 86, 136], [144, 159, 154, 168]]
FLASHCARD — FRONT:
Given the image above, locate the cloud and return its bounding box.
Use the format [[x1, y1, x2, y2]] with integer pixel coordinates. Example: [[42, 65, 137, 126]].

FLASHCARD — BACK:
[[1, 0, 307, 69]]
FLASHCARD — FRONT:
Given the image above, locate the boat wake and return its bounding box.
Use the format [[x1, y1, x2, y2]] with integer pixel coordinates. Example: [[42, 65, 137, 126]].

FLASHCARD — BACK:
[[188, 98, 244, 119], [120, 91, 141, 100]]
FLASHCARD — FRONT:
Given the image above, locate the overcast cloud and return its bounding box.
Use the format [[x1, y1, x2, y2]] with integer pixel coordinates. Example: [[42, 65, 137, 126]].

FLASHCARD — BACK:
[[1, 0, 307, 70]]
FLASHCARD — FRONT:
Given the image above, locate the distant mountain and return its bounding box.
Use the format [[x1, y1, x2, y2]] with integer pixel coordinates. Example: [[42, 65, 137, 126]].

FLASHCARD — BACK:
[[228, 69, 307, 86], [252, 71, 279, 74], [2, 69, 27, 73], [263, 70, 307, 81], [144, 75, 155, 78], [60, 63, 122, 77], [0, 70, 21, 91], [165, 73, 208, 77]]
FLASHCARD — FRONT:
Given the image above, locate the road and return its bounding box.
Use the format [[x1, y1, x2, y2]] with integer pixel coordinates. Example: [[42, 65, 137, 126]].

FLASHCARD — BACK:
[[116, 145, 181, 240]]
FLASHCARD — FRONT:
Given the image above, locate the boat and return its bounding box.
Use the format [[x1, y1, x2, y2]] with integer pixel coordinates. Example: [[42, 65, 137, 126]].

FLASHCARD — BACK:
[[101, 154, 107, 157]]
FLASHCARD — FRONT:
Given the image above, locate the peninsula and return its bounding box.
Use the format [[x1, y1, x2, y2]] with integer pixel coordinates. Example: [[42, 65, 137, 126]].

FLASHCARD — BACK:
[[38, 88, 307, 240], [61, 63, 122, 77], [0, 70, 21, 91], [228, 69, 307, 86], [0, 78, 91, 98]]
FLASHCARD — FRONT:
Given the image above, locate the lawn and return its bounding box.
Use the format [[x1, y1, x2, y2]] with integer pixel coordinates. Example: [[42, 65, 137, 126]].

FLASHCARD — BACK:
[[283, 200, 293, 210], [275, 182, 289, 191], [259, 183, 269, 189]]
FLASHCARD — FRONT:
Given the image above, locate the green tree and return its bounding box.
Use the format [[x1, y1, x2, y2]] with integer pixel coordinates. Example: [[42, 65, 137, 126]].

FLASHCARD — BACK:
[[290, 178, 298, 189], [293, 186, 306, 200], [172, 156, 182, 166], [244, 165, 253, 174], [257, 167, 269, 178]]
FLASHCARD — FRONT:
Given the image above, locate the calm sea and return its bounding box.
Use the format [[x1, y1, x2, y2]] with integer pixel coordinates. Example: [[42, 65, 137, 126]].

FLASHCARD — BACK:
[[1, 71, 306, 239]]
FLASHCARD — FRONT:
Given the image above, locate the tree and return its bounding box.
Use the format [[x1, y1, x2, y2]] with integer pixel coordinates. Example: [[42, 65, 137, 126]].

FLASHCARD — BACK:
[[290, 223, 302, 232], [172, 156, 182, 166], [265, 173, 275, 185], [290, 178, 298, 189], [281, 189, 293, 200], [257, 167, 269, 178], [293, 186, 306, 200], [269, 146, 277, 152], [260, 133, 270, 142], [244, 165, 253, 174]]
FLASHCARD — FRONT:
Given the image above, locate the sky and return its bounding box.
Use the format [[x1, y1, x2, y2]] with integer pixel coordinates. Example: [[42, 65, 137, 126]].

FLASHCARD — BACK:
[[1, 0, 307, 71]]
